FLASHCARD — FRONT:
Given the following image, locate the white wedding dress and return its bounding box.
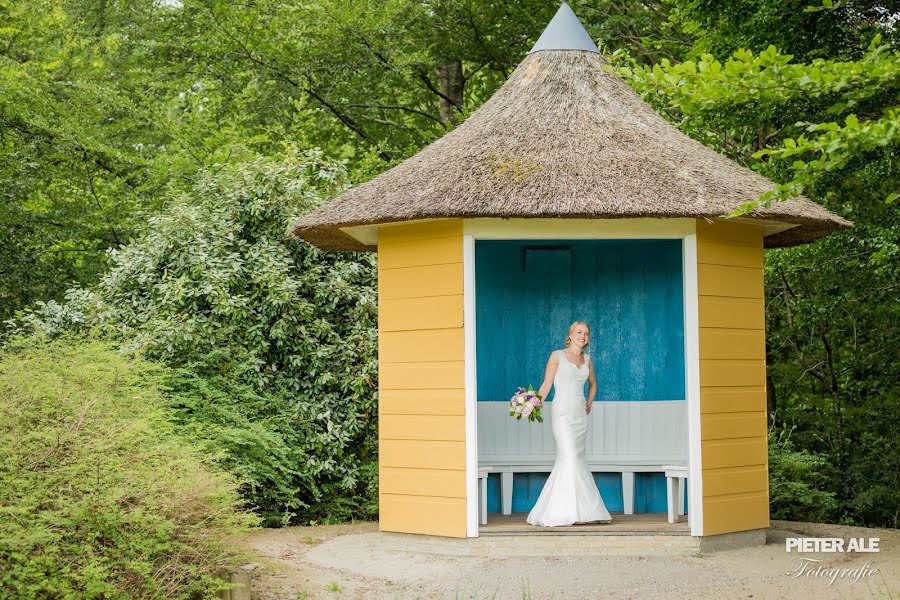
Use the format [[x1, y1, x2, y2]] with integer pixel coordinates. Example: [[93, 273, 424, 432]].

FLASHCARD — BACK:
[[526, 350, 612, 527]]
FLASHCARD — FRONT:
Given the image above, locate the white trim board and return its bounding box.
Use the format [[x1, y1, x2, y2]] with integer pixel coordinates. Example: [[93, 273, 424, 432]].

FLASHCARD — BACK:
[[463, 217, 695, 238], [343, 216, 796, 247], [463, 234, 479, 537], [682, 232, 704, 536]]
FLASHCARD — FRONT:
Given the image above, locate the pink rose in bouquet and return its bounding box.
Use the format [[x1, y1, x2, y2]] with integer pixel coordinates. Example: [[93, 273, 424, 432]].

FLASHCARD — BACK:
[[509, 385, 544, 423]]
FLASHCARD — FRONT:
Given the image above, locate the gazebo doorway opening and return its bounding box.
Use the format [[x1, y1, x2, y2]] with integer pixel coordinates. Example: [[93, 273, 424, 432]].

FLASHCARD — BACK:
[[474, 239, 688, 521]]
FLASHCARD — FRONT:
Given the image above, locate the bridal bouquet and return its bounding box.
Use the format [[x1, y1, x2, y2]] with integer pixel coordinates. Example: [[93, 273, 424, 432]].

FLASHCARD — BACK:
[[509, 386, 544, 423]]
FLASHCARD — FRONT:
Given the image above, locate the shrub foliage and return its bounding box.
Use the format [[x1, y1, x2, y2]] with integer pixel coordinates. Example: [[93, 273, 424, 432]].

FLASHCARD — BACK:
[[12, 149, 380, 526], [0, 339, 260, 599]]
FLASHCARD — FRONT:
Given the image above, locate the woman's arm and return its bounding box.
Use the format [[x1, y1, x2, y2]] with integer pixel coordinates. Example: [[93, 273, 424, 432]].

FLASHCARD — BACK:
[[537, 351, 559, 400], [586, 356, 597, 414]]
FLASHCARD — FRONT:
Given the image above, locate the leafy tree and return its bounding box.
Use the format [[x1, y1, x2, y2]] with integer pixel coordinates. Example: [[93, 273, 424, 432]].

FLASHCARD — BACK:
[[616, 35, 899, 211], [615, 3, 899, 527]]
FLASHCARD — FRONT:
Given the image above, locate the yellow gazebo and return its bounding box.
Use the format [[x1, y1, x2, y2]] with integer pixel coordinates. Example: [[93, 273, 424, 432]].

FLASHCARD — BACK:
[[291, 3, 851, 547]]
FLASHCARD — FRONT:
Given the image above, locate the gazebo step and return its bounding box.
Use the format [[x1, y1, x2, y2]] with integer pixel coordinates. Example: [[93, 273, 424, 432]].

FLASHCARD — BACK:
[[382, 531, 700, 557], [478, 529, 693, 536]]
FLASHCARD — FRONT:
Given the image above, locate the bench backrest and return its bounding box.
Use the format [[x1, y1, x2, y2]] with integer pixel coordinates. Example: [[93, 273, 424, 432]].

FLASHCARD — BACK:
[[477, 400, 687, 466]]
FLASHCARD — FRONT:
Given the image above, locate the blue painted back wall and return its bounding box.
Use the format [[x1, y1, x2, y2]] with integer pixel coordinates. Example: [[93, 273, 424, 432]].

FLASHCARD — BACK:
[[475, 240, 685, 403]]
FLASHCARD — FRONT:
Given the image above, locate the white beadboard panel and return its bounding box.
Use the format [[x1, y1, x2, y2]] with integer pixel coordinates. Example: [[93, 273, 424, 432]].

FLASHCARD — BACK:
[[477, 400, 688, 466]]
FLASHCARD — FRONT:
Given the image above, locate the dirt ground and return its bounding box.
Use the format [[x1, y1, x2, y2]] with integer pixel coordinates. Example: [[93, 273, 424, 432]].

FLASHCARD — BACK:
[[239, 520, 899, 600]]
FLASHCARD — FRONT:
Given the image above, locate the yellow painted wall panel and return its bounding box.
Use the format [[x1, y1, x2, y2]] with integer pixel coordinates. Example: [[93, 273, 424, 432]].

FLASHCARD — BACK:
[[697, 237, 764, 269], [380, 389, 466, 415], [702, 438, 767, 469], [697, 263, 763, 299], [378, 219, 463, 245], [699, 329, 765, 360], [702, 465, 769, 497], [379, 263, 464, 300], [700, 387, 766, 414], [700, 359, 766, 387], [380, 467, 466, 498], [697, 219, 769, 536], [380, 361, 465, 390], [376, 219, 467, 538], [380, 414, 465, 442], [701, 411, 767, 440], [696, 219, 766, 248], [703, 492, 770, 535], [379, 235, 462, 270], [379, 329, 465, 363], [380, 439, 466, 469], [379, 493, 467, 537], [698, 297, 765, 329], [379, 296, 464, 331]]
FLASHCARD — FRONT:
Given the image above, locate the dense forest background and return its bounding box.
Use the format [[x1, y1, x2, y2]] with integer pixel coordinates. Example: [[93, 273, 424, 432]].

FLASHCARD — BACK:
[[2, 0, 897, 543]]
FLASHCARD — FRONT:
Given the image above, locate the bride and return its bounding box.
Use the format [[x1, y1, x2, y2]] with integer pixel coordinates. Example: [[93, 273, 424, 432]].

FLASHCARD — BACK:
[[526, 321, 613, 527]]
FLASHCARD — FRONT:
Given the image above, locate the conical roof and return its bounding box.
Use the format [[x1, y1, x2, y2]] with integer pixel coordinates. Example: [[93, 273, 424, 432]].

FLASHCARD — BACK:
[[291, 3, 852, 251]]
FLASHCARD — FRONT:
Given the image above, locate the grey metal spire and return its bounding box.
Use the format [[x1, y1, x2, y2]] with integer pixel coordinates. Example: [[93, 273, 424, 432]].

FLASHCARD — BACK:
[[529, 2, 599, 53]]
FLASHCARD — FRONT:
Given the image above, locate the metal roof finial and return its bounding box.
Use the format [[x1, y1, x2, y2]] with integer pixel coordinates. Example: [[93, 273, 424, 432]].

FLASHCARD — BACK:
[[529, 2, 599, 53]]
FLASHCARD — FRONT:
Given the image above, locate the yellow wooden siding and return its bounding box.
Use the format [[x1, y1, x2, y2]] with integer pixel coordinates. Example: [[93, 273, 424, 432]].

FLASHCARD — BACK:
[[377, 219, 467, 538], [379, 414, 466, 441], [379, 296, 464, 332], [380, 494, 467, 537], [380, 390, 466, 416], [700, 359, 766, 387], [380, 440, 466, 470], [701, 412, 767, 440], [378, 235, 463, 269], [702, 465, 769, 496], [379, 329, 465, 363], [380, 467, 467, 498], [696, 218, 770, 536], [697, 263, 764, 298], [703, 492, 771, 535], [701, 387, 766, 414], [378, 263, 464, 299], [699, 329, 764, 360], [698, 297, 765, 329], [701, 438, 767, 469]]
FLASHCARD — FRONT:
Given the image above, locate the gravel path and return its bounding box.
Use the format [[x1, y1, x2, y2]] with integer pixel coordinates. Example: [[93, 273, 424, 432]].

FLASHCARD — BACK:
[[241, 520, 899, 599]]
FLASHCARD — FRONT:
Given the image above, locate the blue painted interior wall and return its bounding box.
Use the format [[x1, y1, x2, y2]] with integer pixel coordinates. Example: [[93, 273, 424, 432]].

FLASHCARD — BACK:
[[475, 240, 686, 514]]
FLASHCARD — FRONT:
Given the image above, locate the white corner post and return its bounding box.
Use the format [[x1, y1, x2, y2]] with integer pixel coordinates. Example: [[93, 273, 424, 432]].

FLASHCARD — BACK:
[[464, 233, 479, 537], [682, 231, 704, 537]]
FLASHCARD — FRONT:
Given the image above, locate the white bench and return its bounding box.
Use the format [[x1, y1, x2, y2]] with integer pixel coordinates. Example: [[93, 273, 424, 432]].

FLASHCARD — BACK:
[[662, 464, 687, 523], [477, 467, 491, 525], [477, 400, 688, 522], [479, 462, 686, 518]]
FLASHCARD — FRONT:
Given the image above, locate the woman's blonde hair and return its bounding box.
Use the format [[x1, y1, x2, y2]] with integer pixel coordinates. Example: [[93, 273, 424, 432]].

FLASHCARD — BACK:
[[564, 321, 591, 349]]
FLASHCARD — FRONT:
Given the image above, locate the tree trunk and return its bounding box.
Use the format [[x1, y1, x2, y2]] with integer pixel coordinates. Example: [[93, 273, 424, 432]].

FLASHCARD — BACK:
[[436, 61, 464, 126]]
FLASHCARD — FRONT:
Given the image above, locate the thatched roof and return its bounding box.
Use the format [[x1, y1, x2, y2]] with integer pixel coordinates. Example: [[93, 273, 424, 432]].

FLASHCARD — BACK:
[[292, 3, 852, 252]]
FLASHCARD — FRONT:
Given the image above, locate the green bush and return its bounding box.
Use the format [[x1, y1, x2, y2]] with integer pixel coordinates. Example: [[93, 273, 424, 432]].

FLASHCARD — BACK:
[[10, 148, 380, 526], [768, 415, 838, 522], [0, 338, 260, 599]]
